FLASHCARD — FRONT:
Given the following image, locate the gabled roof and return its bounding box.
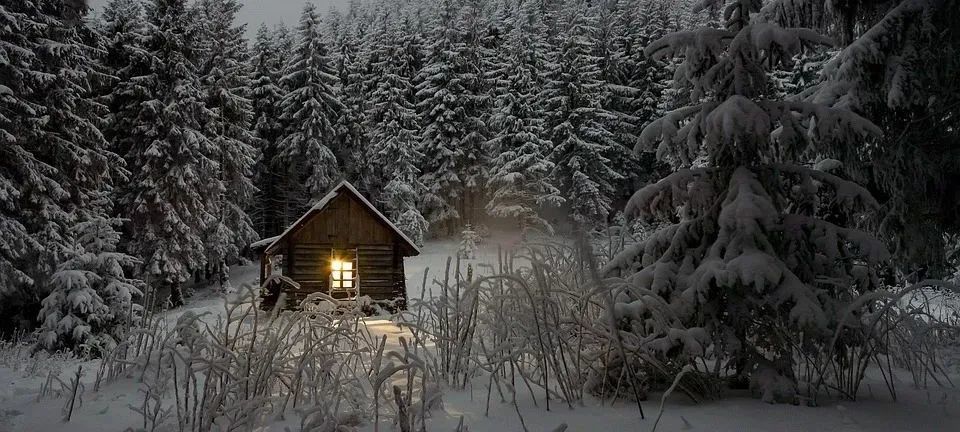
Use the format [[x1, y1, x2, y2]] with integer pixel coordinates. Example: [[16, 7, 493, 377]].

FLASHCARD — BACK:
[[256, 180, 421, 256]]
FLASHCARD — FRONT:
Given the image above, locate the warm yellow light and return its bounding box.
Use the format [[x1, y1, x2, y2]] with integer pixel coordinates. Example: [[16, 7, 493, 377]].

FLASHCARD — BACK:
[[330, 259, 355, 291]]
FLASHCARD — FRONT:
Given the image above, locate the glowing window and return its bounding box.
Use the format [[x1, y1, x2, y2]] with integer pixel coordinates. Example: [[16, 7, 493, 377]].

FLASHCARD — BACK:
[[331, 259, 355, 289]]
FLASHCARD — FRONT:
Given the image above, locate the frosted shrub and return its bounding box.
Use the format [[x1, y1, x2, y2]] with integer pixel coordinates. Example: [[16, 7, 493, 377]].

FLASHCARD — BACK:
[[402, 244, 604, 416], [94, 287, 438, 431], [582, 348, 650, 401]]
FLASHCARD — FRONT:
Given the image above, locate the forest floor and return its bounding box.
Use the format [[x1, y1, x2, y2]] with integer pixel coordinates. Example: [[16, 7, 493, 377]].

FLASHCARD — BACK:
[[1, 232, 959, 431]]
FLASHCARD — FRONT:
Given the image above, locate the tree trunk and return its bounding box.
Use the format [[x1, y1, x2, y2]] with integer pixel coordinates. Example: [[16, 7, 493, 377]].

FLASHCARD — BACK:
[[170, 281, 185, 307]]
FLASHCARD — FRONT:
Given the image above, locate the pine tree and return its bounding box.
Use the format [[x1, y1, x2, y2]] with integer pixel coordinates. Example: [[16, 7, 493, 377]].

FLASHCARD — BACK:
[[458, 223, 480, 259], [366, 16, 429, 245], [0, 2, 48, 314], [457, 0, 494, 225], [38, 217, 143, 356], [276, 3, 343, 215], [121, 0, 221, 307], [272, 22, 295, 59], [543, 1, 623, 225], [415, 0, 495, 233], [100, 0, 151, 162], [592, 0, 644, 199], [605, 0, 889, 390], [249, 24, 287, 238], [485, 0, 562, 234], [1, 1, 122, 325], [415, 0, 466, 231], [622, 0, 675, 129], [196, 0, 258, 290], [621, 0, 677, 179], [337, 19, 372, 194]]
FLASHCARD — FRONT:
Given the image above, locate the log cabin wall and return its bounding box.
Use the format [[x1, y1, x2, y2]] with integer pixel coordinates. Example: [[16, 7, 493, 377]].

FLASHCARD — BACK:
[[282, 193, 408, 304]]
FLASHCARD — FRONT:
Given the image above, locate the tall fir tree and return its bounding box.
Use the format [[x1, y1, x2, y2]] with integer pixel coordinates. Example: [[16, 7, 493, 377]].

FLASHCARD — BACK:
[[99, 0, 151, 162], [457, 0, 494, 225], [249, 24, 287, 238], [604, 0, 889, 389], [195, 0, 258, 290], [366, 16, 429, 245], [276, 3, 344, 218], [543, 1, 623, 225], [485, 0, 562, 234], [337, 19, 373, 195], [415, 0, 468, 232], [591, 0, 644, 201], [121, 0, 221, 306], [0, 0, 126, 327], [624, 0, 676, 126], [415, 0, 491, 233]]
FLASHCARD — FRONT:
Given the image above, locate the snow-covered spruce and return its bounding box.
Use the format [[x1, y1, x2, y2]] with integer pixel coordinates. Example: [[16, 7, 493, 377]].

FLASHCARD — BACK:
[[334, 17, 372, 198], [458, 224, 481, 260], [365, 16, 430, 246], [119, 0, 222, 307], [543, 2, 624, 226], [0, 0, 123, 324], [196, 0, 259, 292], [762, 0, 960, 271], [602, 0, 888, 401], [415, 0, 492, 232], [276, 3, 343, 210], [38, 217, 143, 356], [249, 23, 288, 238], [485, 0, 563, 235]]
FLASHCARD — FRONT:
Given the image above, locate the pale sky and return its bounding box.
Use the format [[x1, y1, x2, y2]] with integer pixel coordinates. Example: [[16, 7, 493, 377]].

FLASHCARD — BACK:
[[87, 0, 352, 38]]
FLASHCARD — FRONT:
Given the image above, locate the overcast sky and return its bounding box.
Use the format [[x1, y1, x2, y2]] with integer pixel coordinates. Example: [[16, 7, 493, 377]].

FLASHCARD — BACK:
[[87, 0, 352, 38]]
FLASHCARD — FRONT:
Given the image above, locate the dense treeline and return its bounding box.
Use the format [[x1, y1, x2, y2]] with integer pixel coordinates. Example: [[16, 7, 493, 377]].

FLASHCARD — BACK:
[[245, 0, 689, 240], [0, 0, 957, 359]]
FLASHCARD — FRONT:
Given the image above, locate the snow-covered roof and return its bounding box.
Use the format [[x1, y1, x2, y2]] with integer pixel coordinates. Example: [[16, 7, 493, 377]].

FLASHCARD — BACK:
[[249, 235, 280, 250], [257, 180, 421, 255]]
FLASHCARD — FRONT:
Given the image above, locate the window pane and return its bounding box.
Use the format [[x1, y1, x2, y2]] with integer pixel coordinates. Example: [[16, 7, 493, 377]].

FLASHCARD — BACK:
[[344, 280, 353, 288], [332, 260, 342, 271], [332, 271, 341, 280], [343, 262, 353, 270], [332, 280, 341, 288], [343, 271, 352, 280]]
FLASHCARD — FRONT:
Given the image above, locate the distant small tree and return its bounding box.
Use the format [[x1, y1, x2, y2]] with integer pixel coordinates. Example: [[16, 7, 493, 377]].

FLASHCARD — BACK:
[[458, 224, 480, 260]]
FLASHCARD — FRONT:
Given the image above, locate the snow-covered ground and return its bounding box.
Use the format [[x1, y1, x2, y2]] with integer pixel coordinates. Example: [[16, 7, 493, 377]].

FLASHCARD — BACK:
[[2, 235, 959, 431]]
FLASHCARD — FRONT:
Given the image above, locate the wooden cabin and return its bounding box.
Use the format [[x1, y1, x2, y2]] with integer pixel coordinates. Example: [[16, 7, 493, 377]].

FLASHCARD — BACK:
[[251, 180, 420, 309]]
